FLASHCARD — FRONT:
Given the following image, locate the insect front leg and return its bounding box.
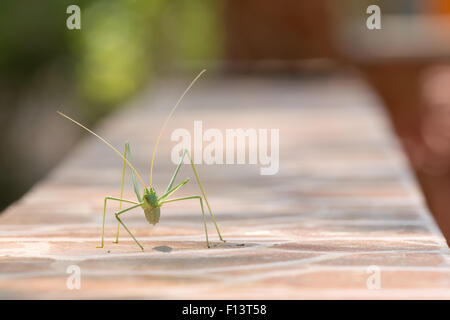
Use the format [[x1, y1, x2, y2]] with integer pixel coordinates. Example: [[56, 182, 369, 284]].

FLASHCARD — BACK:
[[98, 197, 139, 248], [161, 196, 210, 248], [114, 203, 145, 251]]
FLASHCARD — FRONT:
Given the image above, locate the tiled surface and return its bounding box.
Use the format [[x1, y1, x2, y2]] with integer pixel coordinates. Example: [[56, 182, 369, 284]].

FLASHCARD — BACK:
[[0, 74, 449, 299]]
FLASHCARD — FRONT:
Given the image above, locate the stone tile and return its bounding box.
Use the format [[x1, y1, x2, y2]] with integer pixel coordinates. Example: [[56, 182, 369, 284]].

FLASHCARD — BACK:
[[316, 253, 445, 267], [0, 75, 449, 299], [271, 240, 441, 253]]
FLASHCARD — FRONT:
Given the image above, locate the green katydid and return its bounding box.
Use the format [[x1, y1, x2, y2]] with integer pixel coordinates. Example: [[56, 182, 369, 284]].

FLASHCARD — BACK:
[[57, 69, 225, 251]]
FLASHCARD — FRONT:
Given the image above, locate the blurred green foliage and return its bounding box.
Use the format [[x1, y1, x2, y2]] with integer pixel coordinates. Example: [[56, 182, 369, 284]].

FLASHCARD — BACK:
[[0, 0, 222, 211], [76, 0, 151, 114], [0, 0, 222, 117], [0, 1, 74, 83]]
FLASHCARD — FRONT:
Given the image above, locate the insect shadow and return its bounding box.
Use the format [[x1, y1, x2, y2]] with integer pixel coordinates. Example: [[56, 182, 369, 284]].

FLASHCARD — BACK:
[[153, 246, 173, 253]]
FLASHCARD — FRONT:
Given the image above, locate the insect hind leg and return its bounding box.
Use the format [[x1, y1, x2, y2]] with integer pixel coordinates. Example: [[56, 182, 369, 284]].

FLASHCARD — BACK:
[[185, 150, 225, 242], [114, 142, 143, 244], [164, 149, 226, 243]]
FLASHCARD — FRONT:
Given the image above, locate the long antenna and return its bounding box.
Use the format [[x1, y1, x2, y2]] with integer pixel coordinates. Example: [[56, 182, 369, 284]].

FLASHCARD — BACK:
[[149, 69, 206, 187], [57, 111, 147, 188]]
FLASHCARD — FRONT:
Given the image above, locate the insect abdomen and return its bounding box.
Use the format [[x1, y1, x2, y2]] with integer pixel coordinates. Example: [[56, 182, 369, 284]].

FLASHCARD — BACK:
[[144, 207, 160, 225]]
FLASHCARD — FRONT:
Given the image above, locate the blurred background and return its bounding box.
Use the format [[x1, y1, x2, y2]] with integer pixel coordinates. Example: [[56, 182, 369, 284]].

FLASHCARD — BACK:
[[0, 0, 450, 241], [0, 0, 221, 211]]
